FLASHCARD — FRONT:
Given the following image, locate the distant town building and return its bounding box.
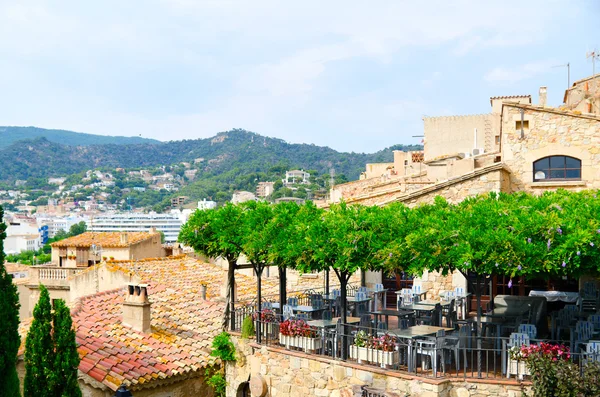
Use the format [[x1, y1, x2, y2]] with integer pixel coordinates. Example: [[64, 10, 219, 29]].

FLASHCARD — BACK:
[[50, 231, 163, 267], [256, 181, 275, 198], [283, 170, 310, 186], [48, 177, 66, 185], [171, 196, 187, 208], [231, 191, 256, 204], [198, 199, 217, 210], [87, 213, 183, 242]]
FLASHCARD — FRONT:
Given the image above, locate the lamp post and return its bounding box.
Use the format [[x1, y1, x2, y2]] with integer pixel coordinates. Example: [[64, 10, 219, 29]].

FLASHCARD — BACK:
[[114, 385, 133, 397]]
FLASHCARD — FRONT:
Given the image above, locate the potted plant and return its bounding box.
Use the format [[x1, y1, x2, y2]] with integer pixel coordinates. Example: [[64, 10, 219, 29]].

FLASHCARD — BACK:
[[109, 256, 114, 260], [252, 309, 277, 339], [279, 319, 321, 353], [102, 256, 108, 261], [371, 334, 399, 368], [350, 330, 372, 364]]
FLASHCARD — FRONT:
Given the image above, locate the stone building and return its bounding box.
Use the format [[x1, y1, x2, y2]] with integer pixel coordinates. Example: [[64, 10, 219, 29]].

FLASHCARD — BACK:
[[20, 231, 163, 319], [326, 74, 600, 306]]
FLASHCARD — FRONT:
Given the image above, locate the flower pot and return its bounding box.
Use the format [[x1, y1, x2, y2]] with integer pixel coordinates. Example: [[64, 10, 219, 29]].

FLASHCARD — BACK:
[[350, 345, 374, 364], [508, 359, 530, 380], [279, 335, 322, 353], [372, 349, 399, 368]]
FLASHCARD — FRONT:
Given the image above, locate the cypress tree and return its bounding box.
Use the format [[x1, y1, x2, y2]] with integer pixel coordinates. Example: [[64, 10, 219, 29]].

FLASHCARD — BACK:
[[24, 285, 53, 397], [51, 299, 81, 397], [0, 205, 21, 396]]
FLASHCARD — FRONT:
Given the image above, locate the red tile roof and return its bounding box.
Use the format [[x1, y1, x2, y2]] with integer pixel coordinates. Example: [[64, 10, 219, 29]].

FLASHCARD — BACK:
[[71, 286, 222, 391], [51, 232, 155, 248]]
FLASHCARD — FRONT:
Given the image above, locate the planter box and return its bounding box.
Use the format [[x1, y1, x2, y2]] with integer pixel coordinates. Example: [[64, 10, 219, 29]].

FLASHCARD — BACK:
[[279, 334, 322, 352], [350, 345, 399, 368], [350, 345, 374, 364], [508, 359, 530, 380]]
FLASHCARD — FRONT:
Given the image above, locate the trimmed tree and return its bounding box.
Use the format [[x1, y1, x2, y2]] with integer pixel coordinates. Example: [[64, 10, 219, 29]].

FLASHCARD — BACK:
[[0, 205, 21, 397], [24, 285, 54, 397], [51, 300, 82, 397], [239, 200, 274, 343], [179, 203, 245, 330], [296, 202, 388, 359]]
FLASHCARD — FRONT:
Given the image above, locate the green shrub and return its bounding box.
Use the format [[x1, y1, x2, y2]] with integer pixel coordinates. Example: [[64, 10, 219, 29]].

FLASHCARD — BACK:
[[210, 331, 236, 362], [241, 316, 255, 339], [205, 366, 227, 397]]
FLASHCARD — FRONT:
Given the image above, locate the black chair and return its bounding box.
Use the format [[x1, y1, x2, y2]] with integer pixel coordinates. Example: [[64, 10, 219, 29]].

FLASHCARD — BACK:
[[419, 304, 442, 326]]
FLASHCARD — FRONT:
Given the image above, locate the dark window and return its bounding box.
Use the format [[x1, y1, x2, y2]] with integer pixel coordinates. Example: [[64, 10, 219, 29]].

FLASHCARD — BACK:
[[533, 156, 581, 182]]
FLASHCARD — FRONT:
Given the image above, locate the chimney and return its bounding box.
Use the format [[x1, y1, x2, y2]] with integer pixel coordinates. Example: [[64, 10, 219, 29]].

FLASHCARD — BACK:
[[200, 284, 207, 300], [539, 86, 547, 107], [149, 227, 157, 234], [122, 283, 151, 333], [120, 232, 129, 245]]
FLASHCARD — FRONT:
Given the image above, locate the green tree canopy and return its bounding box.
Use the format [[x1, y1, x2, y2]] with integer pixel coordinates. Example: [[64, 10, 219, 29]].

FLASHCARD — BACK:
[[0, 205, 21, 397], [24, 285, 54, 397]]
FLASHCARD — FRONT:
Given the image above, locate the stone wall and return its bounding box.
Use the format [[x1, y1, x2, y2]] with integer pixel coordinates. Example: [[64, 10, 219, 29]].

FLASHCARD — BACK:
[[423, 114, 493, 162], [226, 337, 527, 397], [501, 104, 600, 193]]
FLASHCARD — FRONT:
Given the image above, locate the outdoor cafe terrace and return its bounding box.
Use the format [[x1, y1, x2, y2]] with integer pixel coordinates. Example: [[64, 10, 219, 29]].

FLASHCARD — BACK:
[[227, 282, 600, 383]]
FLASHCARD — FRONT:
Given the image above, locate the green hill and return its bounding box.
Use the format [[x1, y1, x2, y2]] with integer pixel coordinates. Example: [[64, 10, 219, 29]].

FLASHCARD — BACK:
[[0, 129, 421, 182], [0, 126, 160, 149]]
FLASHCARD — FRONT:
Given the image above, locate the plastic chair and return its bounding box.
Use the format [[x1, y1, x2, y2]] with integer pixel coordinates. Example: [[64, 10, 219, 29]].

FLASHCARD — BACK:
[[261, 301, 273, 310], [419, 304, 442, 326], [442, 299, 456, 328], [375, 283, 384, 291], [416, 330, 447, 374], [572, 321, 594, 353], [517, 324, 537, 339], [322, 310, 332, 321], [454, 287, 465, 297], [282, 305, 294, 321], [287, 297, 299, 307], [582, 340, 600, 366]]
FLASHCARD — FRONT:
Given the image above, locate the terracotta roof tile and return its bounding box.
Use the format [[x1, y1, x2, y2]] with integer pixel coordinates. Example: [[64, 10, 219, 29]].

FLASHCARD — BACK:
[[50, 232, 155, 248]]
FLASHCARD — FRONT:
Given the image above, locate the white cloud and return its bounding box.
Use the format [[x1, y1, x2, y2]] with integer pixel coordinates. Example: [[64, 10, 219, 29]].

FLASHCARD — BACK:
[[0, 0, 589, 152]]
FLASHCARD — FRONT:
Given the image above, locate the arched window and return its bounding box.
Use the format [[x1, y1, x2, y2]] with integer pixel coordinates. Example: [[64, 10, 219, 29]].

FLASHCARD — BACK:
[[533, 156, 581, 182]]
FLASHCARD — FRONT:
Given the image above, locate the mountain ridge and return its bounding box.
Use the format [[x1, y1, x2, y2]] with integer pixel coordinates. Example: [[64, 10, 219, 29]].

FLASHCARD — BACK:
[[0, 128, 422, 182], [0, 126, 160, 149]]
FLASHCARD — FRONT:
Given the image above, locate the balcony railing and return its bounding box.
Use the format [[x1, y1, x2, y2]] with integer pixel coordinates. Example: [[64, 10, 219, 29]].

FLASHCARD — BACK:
[[30, 266, 87, 286]]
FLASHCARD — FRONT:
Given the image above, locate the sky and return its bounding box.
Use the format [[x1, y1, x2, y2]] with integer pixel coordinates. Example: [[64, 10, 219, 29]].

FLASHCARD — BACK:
[[1, 1, 599, 153]]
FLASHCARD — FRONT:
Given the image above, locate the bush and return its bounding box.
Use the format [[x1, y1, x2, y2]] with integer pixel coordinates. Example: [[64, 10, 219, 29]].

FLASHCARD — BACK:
[[241, 316, 255, 339], [210, 331, 236, 362]]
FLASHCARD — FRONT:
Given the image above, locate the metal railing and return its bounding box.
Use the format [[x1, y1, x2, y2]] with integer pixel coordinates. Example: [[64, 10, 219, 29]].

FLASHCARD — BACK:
[[251, 317, 600, 381]]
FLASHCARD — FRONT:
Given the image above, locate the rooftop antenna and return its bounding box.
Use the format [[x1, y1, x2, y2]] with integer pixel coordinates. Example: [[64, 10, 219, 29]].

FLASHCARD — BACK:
[[587, 49, 600, 77], [552, 62, 570, 88]]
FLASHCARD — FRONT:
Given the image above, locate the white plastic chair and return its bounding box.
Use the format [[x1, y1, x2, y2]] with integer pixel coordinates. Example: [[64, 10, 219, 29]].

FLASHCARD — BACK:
[[517, 324, 537, 339]]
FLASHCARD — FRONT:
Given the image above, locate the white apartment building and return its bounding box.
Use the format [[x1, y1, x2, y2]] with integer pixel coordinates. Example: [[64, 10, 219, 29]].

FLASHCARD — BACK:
[[198, 199, 217, 210], [87, 213, 182, 242], [4, 234, 41, 254], [283, 170, 311, 186]]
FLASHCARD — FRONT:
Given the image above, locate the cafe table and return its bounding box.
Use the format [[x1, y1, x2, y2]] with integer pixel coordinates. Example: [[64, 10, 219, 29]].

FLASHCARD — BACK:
[[378, 325, 454, 372], [400, 303, 443, 325], [307, 317, 361, 356], [271, 303, 326, 319], [368, 309, 415, 330]]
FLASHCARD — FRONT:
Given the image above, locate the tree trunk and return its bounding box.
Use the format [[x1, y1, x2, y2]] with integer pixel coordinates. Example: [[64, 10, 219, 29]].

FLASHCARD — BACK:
[[476, 274, 482, 379], [325, 268, 330, 296], [256, 263, 264, 344], [336, 270, 349, 360], [278, 266, 287, 311], [223, 258, 236, 331]]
